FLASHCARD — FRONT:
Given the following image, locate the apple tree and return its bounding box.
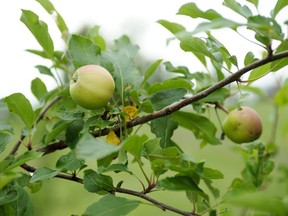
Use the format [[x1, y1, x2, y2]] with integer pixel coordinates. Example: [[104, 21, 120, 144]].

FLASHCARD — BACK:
[[1, 0, 288, 215]]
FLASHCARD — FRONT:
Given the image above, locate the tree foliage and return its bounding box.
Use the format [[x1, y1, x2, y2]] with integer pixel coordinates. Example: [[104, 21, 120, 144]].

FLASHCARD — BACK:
[[1, 0, 288, 215]]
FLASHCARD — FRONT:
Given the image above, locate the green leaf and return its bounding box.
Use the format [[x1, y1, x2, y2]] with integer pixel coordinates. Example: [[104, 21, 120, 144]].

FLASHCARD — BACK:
[[149, 88, 187, 110], [240, 141, 270, 187], [159, 175, 209, 200], [13, 174, 31, 188], [177, 2, 222, 20], [244, 51, 258, 66], [113, 35, 139, 58], [164, 61, 191, 78], [271, 0, 288, 18], [197, 88, 229, 104], [0, 160, 12, 173], [4, 93, 35, 129], [26, 49, 48, 58], [108, 36, 142, 104], [191, 18, 241, 35], [270, 58, 288, 72], [12, 188, 34, 216], [84, 194, 140, 216], [0, 205, 14, 216], [190, 72, 214, 91], [36, 0, 69, 41], [20, 10, 54, 57], [151, 116, 178, 149], [229, 55, 238, 67], [247, 16, 283, 44], [83, 169, 114, 194], [110, 51, 141, 101], [248, 63, 271, 81], [149, 147, 183, 176], [142, 139, 161, 160], [157, 152, 185, 176], [97, 152, 119, 168], [8, 188, 33, 216], [205, 32, 236, 74], [240, 140, 265, 154], [170, 156, 203, 176], [87, 25, 107, 51], [270, 39, 288, 71], [223, 0, 253, 18], [68, 34, 101, 68], [157, 19, 185, 33], [35, 65, 54, 78], [28, 50, 67, 64], [122, 135, 148, 160], [44, 120, 70, 144], [4, 151, 43, 172], [0, 173, 22, 189], [53, 108, 84, 121], [0, 130, 13, 153], [263, 159, 275, 176], [180, 36, 212, 58], [65, 119, 84, 149], [148, 78, 192, 95], [31, 78, 47, 100], [147, 146, 182, 162], [98, 163, 132, 175], [159, 175, 200, 190], [157, 20, 187, 39], [202, 167, 224, 179], [139, 100, 154, 113], [227, 191, 288, 215], [203, 178, 220, 199], [141, 59, 163, 86], [246, 0, 259, 8], [30, 167, 59, 183], [56, 150, 85, 171], [75, 134, 119, 160], [0, 187, 19, 205], [172, 111, 220, 145]]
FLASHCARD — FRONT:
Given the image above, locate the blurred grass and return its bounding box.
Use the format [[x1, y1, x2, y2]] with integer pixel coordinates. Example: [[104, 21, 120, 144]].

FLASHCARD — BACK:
[[24, 101, 288, 215]]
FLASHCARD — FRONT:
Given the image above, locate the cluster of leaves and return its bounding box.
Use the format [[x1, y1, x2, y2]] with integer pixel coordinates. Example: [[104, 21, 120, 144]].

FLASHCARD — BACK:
[[1, 0, 288, 215]]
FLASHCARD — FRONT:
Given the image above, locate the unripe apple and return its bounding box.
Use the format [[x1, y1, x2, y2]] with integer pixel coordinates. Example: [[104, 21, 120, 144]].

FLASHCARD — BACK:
[[69, 64, 115, 110], [223, 106, 262, 144]]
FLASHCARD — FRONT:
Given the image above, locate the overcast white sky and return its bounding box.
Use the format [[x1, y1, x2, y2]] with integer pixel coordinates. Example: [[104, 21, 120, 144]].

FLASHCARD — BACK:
[[0, 0, 283, 104]]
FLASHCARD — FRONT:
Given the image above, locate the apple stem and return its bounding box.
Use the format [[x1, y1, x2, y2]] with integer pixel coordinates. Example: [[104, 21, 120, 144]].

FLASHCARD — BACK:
[[214, 104, 226, 140], [214, 102, 229, 114], [236, 104, 243, 111]]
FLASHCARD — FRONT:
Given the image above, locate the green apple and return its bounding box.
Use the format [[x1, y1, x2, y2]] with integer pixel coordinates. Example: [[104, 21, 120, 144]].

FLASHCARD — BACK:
[[223, 106, 262, 144], [69, 64, 115, 110]]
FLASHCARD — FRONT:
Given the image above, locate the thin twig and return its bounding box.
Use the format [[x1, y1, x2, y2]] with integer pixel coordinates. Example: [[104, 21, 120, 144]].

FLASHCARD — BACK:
[[115, 187, 199, 216], [21, 163, 83, 183], [20, 163, 197, 216], [35, 96, 62, 123], [37, 140, 67, 154], [92, 50, 288, 137], [35, 50, 288, 155], [5, 134, 26, 160], [214, 102, 229, 114]]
